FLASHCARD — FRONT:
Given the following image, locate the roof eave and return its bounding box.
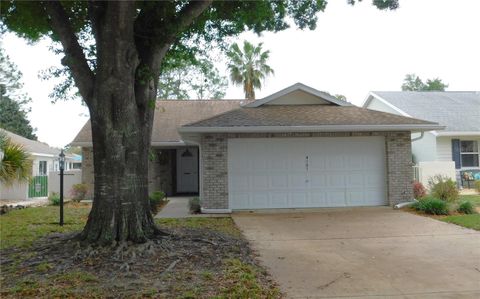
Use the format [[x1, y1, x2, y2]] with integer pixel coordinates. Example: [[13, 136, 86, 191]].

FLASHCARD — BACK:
[[436, 131, 480, 137], [179, 124, 445, 134]]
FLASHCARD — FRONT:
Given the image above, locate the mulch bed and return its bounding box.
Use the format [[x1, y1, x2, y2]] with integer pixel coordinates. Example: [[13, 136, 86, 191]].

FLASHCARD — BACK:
[[0, 226, 279, 298]]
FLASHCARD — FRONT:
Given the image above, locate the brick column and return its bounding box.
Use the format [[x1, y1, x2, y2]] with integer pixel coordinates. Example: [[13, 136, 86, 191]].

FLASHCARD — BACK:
[[200, 134, 229, 210], [386, 132, 414, 205]]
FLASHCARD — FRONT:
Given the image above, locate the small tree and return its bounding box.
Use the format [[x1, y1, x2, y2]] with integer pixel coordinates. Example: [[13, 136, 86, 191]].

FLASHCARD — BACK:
[[401, 73, 448, 91], [0, 47, 37, 140]]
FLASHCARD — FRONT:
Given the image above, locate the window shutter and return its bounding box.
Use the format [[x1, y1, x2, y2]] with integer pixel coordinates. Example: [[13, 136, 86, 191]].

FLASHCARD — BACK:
[[451, 139, 461, 169]]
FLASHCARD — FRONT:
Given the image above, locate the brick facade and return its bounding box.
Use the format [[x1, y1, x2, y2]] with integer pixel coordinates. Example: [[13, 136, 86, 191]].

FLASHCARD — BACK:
[[200, 131, 413, 210]]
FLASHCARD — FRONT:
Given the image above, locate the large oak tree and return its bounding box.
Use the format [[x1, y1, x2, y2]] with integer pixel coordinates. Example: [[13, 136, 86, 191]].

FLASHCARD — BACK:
[[0, 0, 399, 245]]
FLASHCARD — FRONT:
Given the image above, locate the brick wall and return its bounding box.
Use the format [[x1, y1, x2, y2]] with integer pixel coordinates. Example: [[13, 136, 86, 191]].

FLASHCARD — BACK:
[[199, 131, 413, 210]]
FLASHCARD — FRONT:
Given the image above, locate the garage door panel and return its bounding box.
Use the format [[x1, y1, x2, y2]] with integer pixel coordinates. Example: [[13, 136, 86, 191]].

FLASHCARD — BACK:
[[290, 173, 307, 188], [347, 173, 365, 187], [270, 192, 288, 207], [289, 192, 307, 207], [228, 137, 386, 210], [309, 173, 327, 188], [271, 174, 289, 188], [328, 174, 345, 188], [230, 175, 249, 191], [325, 191, 347, 207]]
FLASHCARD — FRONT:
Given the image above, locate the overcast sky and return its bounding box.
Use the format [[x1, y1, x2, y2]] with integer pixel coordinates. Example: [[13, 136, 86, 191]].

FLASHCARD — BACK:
[[2, 0, 479, 148]]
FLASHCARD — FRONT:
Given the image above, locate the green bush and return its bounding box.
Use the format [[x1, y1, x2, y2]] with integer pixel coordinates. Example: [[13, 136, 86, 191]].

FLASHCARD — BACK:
[[70, 184, 88, 202], [475, 180, 480, 193], [457, 201, 476, 214], [48, 192, 60, 206], [412, 197, 448, 215], [189, 197, 201, 214], [428, 175, 459, 202], [149, 191, 166, 213]]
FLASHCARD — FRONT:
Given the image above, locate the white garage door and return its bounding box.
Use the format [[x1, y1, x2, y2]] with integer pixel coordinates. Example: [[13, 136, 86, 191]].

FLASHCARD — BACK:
[[228, 137, 386, 210]]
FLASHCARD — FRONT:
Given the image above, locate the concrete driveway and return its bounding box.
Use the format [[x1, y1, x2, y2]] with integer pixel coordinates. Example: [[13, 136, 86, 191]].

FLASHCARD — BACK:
[[233, 207, 480, 298]]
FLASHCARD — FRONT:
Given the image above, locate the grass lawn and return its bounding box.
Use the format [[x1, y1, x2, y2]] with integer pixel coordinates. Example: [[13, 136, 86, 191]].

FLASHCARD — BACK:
[[458, 194, 480, 207], [437, 194, 480, 230], [441, 214, 480, 230], [409, 194, 480, 231], [0, 203, 280, 298]]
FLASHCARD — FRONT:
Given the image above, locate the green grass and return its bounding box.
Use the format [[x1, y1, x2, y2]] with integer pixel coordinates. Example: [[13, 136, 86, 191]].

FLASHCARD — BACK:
[[156, 217, 242, 237], [0, 203, 91, 249], [217, 258, 280, 298], [441, 214, 480, 230], [459, 194, 480, 207]]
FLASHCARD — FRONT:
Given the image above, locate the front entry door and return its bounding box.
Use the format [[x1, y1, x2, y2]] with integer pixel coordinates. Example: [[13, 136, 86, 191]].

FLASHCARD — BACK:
[[176, 147, 199, 193]]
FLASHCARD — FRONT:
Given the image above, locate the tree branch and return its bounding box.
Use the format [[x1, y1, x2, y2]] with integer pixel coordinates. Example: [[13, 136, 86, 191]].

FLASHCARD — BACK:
[[171, 0, 213, 39], [44, 1, 95, 105]]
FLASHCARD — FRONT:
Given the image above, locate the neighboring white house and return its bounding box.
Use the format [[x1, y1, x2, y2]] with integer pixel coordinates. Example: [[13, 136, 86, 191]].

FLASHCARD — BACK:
[[0, 129, 79, 201], [363, 91, 480, 187]]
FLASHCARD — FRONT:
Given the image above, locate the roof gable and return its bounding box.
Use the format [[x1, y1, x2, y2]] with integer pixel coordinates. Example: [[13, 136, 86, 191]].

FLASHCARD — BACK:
[[244, 83, 351, 107]]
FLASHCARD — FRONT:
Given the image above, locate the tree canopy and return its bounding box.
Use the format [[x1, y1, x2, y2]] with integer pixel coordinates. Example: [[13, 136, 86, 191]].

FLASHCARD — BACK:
[[0, 47, 37, 140], [401, 73, 448, 91]]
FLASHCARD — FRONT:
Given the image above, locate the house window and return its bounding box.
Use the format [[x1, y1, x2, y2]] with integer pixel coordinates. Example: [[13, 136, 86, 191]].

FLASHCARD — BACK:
[[39, 161, 47, 176], [460, 140, 479, 168]]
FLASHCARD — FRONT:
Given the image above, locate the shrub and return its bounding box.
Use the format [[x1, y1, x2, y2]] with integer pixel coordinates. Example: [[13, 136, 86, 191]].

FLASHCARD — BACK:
[[70, 184, 88, 202], [49, 192, 60, 206], [412, 181, 427, 199], [412, 197, 448, 215], [428, 175, 459, 202], [457, 201, 476, 214], [189, 197, 201, 214], [475, 180, 480, 193], [149, 191, 166, 213]]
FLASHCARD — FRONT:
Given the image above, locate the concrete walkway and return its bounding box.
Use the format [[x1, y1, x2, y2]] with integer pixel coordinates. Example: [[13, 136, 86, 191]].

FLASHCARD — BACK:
[[155, 197, 229, 218], [233, 207, 480, 299], [0, 197, 49, 207]]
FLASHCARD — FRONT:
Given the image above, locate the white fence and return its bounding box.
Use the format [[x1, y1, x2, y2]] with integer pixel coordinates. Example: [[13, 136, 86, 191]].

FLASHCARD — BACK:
[[48, 170, 82, 197], [413, 161, 456, 188]]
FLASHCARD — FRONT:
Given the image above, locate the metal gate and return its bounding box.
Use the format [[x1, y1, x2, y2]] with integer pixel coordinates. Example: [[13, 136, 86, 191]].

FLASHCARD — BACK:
[[28, 176, 48, 198]]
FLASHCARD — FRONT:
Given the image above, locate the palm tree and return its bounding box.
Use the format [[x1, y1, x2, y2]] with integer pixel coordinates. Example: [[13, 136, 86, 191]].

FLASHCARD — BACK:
[[0, 131, 32, 185], [227, 41, 274, 100]]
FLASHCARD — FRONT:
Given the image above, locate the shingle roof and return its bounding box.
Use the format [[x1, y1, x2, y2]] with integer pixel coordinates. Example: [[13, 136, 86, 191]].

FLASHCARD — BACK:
[[1, 129, 60, 156], [371, 91, 480, 132], [71, 100, 242, 145], [182, 105, 438, 128]]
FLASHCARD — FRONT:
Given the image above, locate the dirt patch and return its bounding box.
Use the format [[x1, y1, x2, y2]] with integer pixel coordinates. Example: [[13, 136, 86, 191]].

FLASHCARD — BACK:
[[1, 226, 280, 298]]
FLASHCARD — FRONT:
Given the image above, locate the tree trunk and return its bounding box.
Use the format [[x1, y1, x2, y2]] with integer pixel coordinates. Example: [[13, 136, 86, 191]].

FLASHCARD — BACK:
[[80, 77, 162, 245], [79, 2, 162, 245]]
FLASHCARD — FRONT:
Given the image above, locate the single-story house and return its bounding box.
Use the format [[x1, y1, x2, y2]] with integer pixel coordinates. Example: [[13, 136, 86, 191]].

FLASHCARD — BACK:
[[71, 83, 442, 213], [362, 91, 480, 186], [0, 129, 78, 201]]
